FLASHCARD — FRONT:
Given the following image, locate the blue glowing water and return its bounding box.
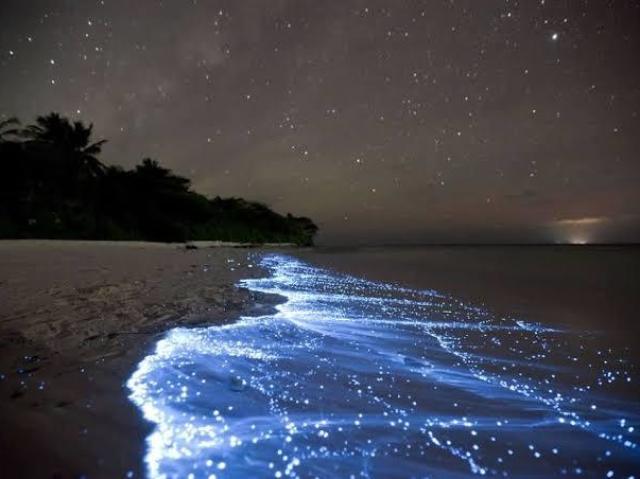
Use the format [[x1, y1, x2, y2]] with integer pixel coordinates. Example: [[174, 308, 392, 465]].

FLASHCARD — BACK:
[[127, 254, 639, 478]]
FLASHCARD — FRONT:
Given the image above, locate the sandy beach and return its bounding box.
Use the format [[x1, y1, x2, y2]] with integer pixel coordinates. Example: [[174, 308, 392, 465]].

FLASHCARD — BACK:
[[0, 240, 280, 479]]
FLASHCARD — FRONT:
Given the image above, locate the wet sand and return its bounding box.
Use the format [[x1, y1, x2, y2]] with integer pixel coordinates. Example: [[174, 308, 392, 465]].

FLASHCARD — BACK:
[[0, 240, 279, 479]]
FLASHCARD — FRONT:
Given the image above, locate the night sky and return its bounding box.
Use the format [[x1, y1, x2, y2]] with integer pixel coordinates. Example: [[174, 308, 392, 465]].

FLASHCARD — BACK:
[[1, 1, 639, 244]]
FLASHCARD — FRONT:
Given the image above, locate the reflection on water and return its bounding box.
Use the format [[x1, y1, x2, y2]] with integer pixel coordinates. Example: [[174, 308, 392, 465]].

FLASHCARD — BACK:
[[127, 254, 639, 478]]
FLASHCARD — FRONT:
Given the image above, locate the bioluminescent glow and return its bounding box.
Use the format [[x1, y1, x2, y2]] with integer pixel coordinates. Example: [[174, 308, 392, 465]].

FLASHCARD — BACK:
[[127, 255, 639, 478]]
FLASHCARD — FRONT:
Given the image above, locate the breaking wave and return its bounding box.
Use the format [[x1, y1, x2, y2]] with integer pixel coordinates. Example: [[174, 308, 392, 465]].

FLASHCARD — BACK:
[[127, 254, 639, 478]]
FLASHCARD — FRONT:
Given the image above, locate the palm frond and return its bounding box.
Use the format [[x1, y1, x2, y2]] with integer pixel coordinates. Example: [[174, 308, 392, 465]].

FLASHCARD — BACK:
[[0, 117, 21, 140], [0, 117, 20, 129], [83, 139, 107, 156]]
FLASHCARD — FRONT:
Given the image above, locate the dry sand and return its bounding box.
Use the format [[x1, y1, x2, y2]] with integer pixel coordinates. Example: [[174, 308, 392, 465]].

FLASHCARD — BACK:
[[0, 240, 280, 479]]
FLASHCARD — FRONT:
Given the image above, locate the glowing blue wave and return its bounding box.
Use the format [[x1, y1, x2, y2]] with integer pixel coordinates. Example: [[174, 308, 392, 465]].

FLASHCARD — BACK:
[[127, 254, 639, 478]]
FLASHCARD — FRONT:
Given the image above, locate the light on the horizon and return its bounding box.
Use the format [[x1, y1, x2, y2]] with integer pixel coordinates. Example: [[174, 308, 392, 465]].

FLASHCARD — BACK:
[[553, 216, 608, 245], [568, 236, 589, 245]]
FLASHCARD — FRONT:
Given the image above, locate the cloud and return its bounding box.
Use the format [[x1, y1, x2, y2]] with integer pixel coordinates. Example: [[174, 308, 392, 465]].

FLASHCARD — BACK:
[[553, 216, 610, 226]]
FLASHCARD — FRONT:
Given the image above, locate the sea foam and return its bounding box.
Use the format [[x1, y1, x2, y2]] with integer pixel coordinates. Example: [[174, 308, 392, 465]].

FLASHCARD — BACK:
[[128, 254, 639, 478]]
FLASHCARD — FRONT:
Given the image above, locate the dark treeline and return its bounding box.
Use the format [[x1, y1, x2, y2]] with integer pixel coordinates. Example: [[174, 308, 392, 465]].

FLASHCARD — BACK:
[[0, 113, 318, 245]]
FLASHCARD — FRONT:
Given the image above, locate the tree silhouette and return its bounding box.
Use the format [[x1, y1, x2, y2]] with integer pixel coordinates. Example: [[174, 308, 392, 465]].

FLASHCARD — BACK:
[[0, 112, 318, 245], [23, 113, 107, 178], [0, 117, 20, 142], [134, 158, 191, 191]]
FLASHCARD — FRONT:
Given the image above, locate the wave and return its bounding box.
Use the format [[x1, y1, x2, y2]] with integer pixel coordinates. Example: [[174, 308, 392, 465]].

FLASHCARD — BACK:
[[127, 254, 639, 478]]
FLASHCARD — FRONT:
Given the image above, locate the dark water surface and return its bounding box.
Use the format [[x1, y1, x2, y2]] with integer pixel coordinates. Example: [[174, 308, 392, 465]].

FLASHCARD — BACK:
[[297, 245, 640, 338], [128, 247, 639, 478]]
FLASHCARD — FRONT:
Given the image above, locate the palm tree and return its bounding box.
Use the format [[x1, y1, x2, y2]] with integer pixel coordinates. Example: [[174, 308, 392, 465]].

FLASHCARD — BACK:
[[134, 158, 192, 191], [23, 113, 107, 178], [0, 117, 20, 142]]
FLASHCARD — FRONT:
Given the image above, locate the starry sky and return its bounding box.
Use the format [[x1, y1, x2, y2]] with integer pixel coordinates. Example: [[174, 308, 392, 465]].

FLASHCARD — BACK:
[[1, 0, 639, 244]]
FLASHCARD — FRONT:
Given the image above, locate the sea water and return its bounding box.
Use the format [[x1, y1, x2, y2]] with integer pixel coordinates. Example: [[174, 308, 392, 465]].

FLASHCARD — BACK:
[[127, 254, 639, 478]]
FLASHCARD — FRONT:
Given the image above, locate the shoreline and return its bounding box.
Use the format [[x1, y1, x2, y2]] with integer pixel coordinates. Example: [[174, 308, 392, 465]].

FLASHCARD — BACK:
[[119, 252, 640, 477], [2, 242, 638, 476], [0, 238, 301, 249], [0, 240, 283, 478]]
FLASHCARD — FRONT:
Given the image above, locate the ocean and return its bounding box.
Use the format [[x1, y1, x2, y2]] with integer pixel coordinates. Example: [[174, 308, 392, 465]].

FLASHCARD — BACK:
[[128, 246, 640, 478]]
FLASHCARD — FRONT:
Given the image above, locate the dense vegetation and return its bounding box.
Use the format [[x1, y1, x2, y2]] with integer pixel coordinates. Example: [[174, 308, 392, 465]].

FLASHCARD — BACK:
[[0, 113, 318, 245]]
